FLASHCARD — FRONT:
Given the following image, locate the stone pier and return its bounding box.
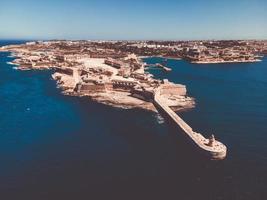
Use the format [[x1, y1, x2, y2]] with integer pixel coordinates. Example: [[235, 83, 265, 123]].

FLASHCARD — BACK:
[[153, 88, 227, 160]]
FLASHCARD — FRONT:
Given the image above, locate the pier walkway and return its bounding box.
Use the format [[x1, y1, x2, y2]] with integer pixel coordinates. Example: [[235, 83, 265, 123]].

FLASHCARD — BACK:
[[153, 88, 227, 160], [145, 63, 172, 72]]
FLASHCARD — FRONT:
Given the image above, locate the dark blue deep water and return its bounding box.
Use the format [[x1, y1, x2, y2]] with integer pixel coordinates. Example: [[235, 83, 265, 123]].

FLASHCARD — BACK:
[[1, 41, 267, 200]]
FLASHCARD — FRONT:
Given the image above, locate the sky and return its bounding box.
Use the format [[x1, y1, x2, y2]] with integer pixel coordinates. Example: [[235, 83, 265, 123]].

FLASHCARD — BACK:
[[0, 0, 266, 40]]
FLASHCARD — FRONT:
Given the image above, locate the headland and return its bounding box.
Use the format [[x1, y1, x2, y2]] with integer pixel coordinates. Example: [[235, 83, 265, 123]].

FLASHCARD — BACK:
[[0, 41, 195, 112]]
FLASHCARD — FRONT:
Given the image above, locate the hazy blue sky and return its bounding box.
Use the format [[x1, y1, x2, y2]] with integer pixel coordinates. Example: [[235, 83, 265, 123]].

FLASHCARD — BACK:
[[0, 0, 266, 40]]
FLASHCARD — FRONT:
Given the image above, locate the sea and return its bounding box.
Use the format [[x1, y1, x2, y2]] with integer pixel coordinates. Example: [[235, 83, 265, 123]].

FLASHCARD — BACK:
[[0, 40, 267, 200]]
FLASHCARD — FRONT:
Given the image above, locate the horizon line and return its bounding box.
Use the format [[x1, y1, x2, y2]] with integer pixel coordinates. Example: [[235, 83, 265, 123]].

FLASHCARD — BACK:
[[1, 38, 267, 42]]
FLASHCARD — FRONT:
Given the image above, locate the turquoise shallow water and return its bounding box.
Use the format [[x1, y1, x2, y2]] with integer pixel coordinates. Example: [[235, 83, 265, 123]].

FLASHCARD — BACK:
[[1, 41, 267, 200]]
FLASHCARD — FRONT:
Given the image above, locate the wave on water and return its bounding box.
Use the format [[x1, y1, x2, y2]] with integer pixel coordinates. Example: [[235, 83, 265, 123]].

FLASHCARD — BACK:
[[154, 113, 165, 124], [6, 62, 19, 66], [6, 62, 19, 70]]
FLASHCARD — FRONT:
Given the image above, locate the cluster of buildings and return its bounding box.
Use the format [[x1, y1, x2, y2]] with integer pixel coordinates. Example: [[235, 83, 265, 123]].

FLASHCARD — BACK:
[[181, 41, 264, 63], [73, 53, 187, 105], [125, 40, 267, 63], [3, 39, 267, 65]]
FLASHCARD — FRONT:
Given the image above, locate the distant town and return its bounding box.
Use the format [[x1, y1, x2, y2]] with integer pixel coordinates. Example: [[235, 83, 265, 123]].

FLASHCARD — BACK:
[[132, 40, 267, 63], [8, 39, 265, 64]]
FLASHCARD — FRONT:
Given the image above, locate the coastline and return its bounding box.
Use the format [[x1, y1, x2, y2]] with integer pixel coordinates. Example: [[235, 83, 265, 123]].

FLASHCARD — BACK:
[[139, 55, 182, 60], [191, 59, 262, 64], [140, 55, 262, 64]]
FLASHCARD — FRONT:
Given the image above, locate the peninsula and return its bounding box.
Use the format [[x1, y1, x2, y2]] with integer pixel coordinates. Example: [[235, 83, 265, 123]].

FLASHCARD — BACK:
[[0, 40, 228, 159], [0, 41, 195, 112]]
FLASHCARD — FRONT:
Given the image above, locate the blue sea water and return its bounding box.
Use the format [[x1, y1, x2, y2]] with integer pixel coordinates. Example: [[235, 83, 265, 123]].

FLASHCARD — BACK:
[[0, 41, 267, 200]]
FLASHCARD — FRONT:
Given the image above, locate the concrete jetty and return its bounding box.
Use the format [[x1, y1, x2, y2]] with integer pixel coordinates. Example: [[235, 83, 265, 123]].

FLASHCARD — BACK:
[[145, 63, 172, 72], [156, 63, 172, 72], [153, 88, 227, 160]]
